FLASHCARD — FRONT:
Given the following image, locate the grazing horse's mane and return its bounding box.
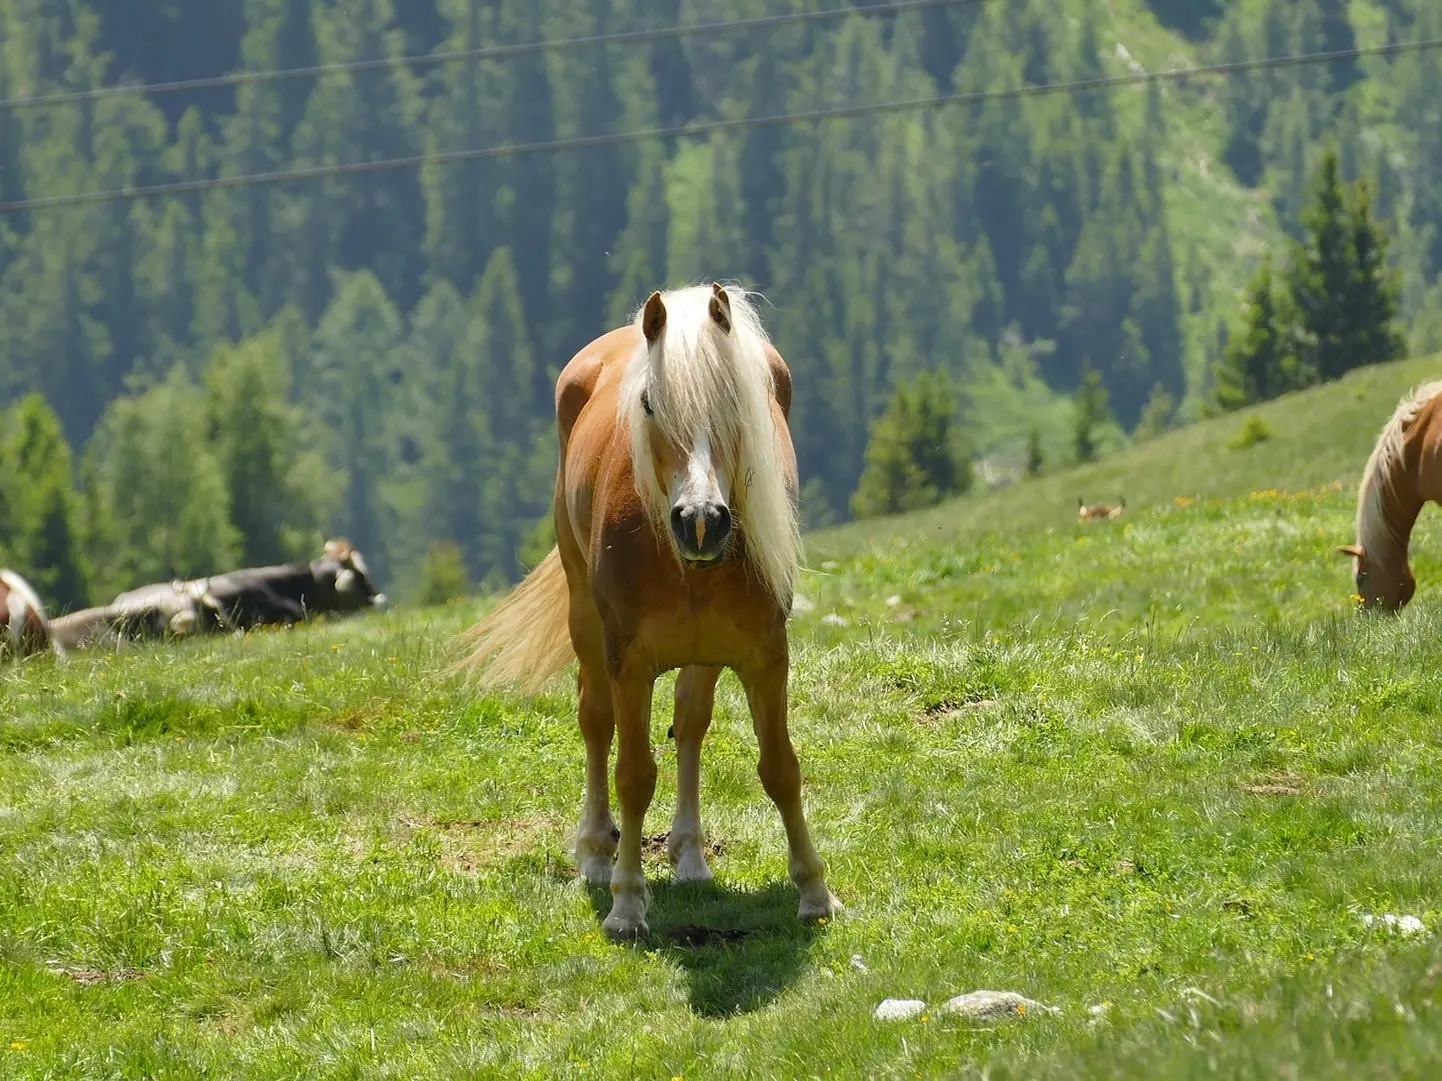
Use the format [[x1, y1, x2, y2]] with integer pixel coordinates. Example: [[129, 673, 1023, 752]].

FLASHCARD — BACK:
[[1357, 380, 1442, 561], [618, 284, 801, 604]]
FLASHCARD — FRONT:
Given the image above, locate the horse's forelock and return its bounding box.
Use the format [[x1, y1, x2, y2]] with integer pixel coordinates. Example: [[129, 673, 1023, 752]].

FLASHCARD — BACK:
[[620, 285, 799, 602]]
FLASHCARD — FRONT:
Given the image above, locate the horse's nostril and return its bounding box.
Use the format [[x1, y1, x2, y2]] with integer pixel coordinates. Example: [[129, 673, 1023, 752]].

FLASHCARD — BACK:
[[709, 504, 732, 540]]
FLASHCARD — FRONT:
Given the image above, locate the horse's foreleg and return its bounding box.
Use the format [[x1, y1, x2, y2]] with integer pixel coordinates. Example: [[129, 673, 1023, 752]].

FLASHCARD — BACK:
[[738, 651, 841, 921], [669, 665, 721, 883], [575, 663, 618, 885], [604, 669, 657, 938]]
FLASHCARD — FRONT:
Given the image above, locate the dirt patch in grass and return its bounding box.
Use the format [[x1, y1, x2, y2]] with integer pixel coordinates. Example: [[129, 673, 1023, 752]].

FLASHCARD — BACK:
[[1239, 771, 1309, 796], [666, 924, 753, 948], [47, 963, 145, 986], [424, 815, 562, 874], [642, 832, 726, 860], [918, 698, 999, 723]]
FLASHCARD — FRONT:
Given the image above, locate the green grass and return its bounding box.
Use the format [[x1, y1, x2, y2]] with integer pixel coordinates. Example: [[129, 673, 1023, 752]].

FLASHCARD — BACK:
[[7, 358, 1442, 1078]]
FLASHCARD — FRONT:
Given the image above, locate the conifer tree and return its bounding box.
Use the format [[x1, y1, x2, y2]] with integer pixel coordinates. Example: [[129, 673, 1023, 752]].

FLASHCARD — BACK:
[[1287, 148, 1403, 383], [205, 332, 300, 566], [1214, 255, 1296, 410], [86, 368, 240, 584], [1072, 369, 1112, 464], [851, 371, 972, 519], [0, 394, 88, 610]]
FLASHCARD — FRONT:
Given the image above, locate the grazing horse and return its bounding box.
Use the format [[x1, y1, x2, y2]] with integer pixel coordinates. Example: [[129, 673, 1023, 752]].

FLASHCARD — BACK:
[[460, 283, 840, 938], [50, 540, 385, 649], [1336, 380, 1442, 610], [1077, 496, 1125, 522], [0, 569, 56, 661]]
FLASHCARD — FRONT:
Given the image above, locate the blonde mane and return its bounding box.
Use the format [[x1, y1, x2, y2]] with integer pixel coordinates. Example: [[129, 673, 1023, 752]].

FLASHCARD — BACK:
[[618, 284, 801, 604], [1357, 380, 1442, 560]]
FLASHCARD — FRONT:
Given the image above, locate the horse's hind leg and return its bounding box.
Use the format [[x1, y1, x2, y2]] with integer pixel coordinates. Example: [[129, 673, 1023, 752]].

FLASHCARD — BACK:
[[669, 665, 721, 883], [575, 661, 619, 885], [737, 648, 841, 921]]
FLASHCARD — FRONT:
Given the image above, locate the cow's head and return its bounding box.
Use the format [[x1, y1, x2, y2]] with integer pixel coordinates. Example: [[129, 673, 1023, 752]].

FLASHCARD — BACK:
[[316, 539, 386, 611]]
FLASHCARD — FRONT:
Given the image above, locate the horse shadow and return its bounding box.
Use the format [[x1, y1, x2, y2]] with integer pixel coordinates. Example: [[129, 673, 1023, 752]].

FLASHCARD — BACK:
[[582, 876, 824, 1017]]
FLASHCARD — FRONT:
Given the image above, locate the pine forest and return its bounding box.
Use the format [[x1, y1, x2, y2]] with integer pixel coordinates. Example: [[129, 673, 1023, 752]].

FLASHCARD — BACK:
[[1, 0, 1440, 606]]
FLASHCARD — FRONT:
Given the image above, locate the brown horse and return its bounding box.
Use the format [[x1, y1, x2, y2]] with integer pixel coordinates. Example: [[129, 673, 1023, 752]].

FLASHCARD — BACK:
[[459, 283, 839, 938], [1336, 380, 1442, 610], [0, 569, 57, 661], [1078, 496, 1125, 522]]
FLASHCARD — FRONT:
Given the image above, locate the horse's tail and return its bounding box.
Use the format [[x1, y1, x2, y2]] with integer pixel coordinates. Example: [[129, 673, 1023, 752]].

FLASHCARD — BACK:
[[455, 546, 575, 694]]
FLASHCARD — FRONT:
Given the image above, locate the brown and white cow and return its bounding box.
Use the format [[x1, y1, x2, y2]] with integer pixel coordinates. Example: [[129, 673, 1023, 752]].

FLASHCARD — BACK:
[[0, 569, 57, 661]]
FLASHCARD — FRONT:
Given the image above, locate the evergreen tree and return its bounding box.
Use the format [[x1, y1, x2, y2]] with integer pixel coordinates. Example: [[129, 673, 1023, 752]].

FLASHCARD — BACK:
[[1134, 383, 1177, 441], [204, 331, 302, 566], [1214, 255, 1295, 410], [86, 367, 240, 584], [1025, 426, 1044, 477], [1072, 368, 1112, 464], [1287, 148, 1404, 383], [0, 394, 88, 610], [851, 371, 972, 519]]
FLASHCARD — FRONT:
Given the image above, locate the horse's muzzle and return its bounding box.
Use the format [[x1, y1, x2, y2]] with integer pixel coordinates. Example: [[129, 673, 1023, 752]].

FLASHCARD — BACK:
[[671, 501, 732, 564]]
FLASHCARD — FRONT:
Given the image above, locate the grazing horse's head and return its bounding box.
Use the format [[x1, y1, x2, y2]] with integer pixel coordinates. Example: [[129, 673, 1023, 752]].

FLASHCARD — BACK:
[[1336, 543, 1415, 612], [1337, 382, 1441, 613], [621, 282, 800, 601], [315, 540, 386, 611]]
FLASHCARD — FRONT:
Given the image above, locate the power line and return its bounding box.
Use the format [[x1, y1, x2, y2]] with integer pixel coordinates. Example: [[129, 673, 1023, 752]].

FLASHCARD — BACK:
[[0, 0, 984, 112], [3, 37, 1438, 216]]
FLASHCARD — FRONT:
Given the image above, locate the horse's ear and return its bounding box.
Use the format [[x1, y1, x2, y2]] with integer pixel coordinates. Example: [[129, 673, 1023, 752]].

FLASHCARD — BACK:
[[709, 283, 732, 333], [1335, 544, 1364, 560], [642, 292, 667, 347]]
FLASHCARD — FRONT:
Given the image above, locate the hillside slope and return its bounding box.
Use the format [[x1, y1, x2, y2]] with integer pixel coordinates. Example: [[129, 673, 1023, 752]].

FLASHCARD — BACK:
[[813, 355, 1442, 558]]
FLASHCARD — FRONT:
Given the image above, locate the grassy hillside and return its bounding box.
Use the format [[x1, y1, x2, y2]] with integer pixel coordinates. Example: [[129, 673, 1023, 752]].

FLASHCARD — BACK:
[[815, 354, 1442, 557], [6, 361, 1442, 1077]]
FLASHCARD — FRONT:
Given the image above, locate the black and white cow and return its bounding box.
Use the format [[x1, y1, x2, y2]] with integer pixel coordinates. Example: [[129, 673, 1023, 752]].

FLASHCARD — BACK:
[[49, 540, 385, 649]]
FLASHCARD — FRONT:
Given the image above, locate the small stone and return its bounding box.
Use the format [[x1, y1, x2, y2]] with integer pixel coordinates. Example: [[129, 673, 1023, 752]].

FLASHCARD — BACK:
[[790, 594, 816, 615], [938, 990, 1056, 1022], [850, 954, 869, 973], [885, 595, 902, 607], [1362, 912, 1426, 935], [873, 998, 927, 1022], [820, 613, 850, 628], [1087, 1001, 1112, 1017]]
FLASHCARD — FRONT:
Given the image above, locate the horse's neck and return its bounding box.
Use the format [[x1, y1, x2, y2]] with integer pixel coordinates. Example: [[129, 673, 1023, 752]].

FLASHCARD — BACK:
[[1374, 467, 1424, 568]]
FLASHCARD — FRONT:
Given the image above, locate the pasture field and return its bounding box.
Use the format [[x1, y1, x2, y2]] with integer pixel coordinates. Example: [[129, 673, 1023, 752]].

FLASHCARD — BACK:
[[6, 357, 1442, 1078]]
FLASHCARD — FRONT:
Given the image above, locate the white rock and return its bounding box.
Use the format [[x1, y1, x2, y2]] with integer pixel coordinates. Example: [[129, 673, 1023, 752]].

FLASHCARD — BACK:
[[790, 594, 816, 615], [885, 595, 902, 607], [820, 613, 850, 628], [938, 990, 1057, 1022], [1087, 1001, 1112, 1017], [873, 997, 927, 1022], [850, 954, 869, 973], [1362, 912, 1426, 935], [821, 560, 840, 572]]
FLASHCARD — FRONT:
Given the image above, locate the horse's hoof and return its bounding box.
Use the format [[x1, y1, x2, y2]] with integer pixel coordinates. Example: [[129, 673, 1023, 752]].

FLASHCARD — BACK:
[[577, 857, 613, 886], [602, 910, 650, 940], [798, 887, 843, 922], [670, 855, 714, 884], [668, 842, 714, 884]]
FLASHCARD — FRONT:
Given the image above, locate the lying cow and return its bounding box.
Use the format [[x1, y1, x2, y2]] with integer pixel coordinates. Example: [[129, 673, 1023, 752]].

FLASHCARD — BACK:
[[50, 540, 384, 650], [0, 569, 58, 661]]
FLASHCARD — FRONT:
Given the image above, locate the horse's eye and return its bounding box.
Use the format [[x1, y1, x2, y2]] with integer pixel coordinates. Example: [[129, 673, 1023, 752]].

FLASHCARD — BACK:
[[641, 391, 654, 417]]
